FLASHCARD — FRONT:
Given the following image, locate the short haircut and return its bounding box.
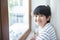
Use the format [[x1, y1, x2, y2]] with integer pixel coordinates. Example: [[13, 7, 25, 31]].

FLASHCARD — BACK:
[[33, 5, 51, 23]]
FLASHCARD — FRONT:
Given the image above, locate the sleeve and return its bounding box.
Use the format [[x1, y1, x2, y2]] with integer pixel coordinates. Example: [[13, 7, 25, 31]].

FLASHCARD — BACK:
[[36, 32, 50, 40]]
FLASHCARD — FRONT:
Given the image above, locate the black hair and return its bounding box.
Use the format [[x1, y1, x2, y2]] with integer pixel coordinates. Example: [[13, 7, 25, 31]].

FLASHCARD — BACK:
[[33, 5, 51, 23]]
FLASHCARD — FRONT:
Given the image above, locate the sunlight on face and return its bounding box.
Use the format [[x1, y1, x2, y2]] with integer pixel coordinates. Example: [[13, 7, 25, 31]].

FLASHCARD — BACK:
[[34, 15, 49, 27]]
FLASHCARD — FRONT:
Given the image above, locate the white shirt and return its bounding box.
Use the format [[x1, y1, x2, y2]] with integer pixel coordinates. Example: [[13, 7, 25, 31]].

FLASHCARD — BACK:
[[35, 23, 57, 40]]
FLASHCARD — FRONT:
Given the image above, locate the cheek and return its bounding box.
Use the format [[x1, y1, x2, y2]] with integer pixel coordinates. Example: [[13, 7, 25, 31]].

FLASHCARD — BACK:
[[42, 18, 47, 23], [38, 17, 44, 22], [39, 17, 47, 23]]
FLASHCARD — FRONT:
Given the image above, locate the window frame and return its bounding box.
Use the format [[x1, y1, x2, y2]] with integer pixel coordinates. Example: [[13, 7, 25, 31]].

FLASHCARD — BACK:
[[1, 0, 31, 40]]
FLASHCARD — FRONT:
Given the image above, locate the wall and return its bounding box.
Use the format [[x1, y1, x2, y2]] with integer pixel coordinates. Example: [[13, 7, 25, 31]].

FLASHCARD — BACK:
[[31, 0, 60, 40], [56, 0, 60, 40], [50, 0, 60, 40]]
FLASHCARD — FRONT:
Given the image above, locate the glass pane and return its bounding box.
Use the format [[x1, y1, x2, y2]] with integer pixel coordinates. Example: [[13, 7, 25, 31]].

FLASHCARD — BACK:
[[8, 0, 29, 40]]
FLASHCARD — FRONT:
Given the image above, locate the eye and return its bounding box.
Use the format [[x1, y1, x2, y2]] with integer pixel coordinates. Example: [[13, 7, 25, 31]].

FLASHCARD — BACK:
[[34, 15, 37, 17], [34, 15, 37, 18], [36, 15, 37, 17]]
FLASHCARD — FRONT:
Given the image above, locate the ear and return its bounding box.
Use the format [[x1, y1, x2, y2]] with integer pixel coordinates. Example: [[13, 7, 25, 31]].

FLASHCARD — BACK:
[[47, 16, 51, 21]]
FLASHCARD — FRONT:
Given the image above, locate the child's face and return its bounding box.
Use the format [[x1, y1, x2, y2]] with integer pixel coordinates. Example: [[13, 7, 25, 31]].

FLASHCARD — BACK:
[[34, 14, 50, 27]]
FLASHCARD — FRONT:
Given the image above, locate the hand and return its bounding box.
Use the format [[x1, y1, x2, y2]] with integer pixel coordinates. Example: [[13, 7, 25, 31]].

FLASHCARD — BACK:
[[31, 33, 37, 40], [31, 35, 36, 40]]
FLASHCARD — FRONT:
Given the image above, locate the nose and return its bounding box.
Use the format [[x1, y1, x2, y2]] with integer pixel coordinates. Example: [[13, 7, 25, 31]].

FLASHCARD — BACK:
[[36, 17, 38, 20]]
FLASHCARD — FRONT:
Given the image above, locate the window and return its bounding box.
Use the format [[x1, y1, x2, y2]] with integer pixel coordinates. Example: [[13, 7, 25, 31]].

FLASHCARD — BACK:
[[1, 0, 31, 40], [8, 0, 31, 40]]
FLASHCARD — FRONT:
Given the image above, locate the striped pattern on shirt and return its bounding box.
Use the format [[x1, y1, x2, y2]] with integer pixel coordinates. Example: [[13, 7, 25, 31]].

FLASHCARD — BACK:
[[36, 23, 57, 40]]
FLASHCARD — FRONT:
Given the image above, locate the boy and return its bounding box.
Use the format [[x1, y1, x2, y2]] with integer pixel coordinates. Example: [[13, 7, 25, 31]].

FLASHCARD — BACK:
[[31, 5, 57, 40]]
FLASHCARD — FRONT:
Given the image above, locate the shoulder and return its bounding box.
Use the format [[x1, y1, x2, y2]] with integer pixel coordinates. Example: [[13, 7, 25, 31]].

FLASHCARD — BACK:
[[44, 23, 55, 33], [36, 23, 57, 40]]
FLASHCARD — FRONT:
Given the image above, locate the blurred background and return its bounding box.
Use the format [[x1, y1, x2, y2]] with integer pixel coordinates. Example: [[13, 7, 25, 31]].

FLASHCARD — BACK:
[[0, 0, 60, 40]]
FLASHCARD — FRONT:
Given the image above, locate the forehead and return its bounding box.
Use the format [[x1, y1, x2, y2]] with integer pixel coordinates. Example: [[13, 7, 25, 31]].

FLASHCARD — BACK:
[[33, 14, 45, 16]]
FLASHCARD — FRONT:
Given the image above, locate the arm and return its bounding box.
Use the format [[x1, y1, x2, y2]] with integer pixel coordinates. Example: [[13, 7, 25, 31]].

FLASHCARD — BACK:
[[36, 32, 50, 40]]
